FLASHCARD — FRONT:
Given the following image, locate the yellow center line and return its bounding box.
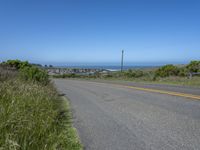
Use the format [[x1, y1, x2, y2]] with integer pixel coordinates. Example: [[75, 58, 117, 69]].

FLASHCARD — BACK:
[[115, 84, 200, 100], [86, 80, 200, 100]]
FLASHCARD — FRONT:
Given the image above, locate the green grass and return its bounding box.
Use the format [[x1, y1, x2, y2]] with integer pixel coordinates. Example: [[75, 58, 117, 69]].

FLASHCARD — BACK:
[[118, 76, 200, 87], [150, 76, 200, 87], [64, 76, 200, 87], [101, 76, 200, 86], [0, 79, 82, 150]]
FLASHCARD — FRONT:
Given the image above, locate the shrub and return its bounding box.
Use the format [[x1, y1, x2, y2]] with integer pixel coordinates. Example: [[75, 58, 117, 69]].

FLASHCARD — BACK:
[[123, 70, 144, 78], [178, 67, 188, 77], [94, 72, 101, 78], [64, 73, 81, 78], [2, 60, 49, 85], [103, 74, 113, 78], [124, 69, 134, 78], [186, 61, 200, 73], [52, 73, 82, 78], [134, 70, 144, 78], [20, 66, 49, 85], [155, 64, 179, 77], [4, 59, 31, 69]]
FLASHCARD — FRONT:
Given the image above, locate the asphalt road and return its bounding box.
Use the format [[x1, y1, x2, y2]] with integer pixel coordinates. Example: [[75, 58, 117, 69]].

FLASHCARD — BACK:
[[54, 79, 200, 150]]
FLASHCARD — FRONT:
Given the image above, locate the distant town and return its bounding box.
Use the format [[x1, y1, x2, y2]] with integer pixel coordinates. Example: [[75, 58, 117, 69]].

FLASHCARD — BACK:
[[45, 67, 110, 75]]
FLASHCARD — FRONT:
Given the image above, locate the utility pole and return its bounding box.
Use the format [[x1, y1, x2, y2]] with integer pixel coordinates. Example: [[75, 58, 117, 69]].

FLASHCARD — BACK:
[[121, 50, 124, 72]]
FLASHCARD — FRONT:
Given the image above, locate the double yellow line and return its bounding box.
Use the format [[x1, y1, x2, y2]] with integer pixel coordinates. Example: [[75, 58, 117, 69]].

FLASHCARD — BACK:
[[117, 85, 200, 100]]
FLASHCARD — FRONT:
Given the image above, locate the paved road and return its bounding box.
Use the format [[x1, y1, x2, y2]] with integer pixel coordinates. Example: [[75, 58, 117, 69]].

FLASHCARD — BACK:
[[54, 79, 200, 150], [74, 79, 200, 96]]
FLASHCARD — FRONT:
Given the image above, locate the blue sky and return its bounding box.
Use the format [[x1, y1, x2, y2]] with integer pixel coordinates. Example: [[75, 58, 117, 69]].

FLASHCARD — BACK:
[[0, 0, 200, 66]]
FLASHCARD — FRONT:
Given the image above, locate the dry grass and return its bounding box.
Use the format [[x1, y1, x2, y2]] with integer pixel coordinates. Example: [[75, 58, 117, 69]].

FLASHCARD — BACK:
[[0, 65, 18, 81]]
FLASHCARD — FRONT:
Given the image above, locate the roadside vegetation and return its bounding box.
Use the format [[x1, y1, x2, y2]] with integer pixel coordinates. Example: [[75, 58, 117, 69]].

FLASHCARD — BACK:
[[0, 60, 82, 150], [53, 61, 200, 87]]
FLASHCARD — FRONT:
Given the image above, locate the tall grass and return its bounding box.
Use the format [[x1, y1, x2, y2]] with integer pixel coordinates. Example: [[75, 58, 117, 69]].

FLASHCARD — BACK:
[[0, 78, 82, 150]]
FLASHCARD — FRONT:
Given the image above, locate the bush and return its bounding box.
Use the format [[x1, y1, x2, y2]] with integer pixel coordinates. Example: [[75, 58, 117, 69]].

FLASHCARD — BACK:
[[123, 70, 144, 78], [155, 65, 179, 77], [2, 60, 49, 85], [186, 61, 200, 73], [103, 74, 113, 78], [20, 66, 49, 85], [4, 59, 31, 69], [124, 69, 133, 78], [134, 70, 144, 78], [178, 67, 188, 77]]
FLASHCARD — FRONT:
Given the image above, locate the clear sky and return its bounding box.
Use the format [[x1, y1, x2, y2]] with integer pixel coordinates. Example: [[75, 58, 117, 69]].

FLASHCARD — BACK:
[[0, 0, 200, 66]]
